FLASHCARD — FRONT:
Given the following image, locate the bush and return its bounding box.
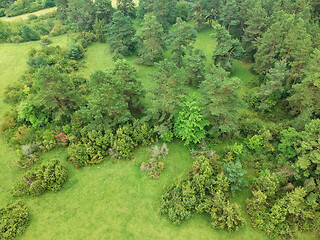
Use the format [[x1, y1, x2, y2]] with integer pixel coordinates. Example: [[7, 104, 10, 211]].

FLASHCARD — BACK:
[[67, 44, 84, 60], [40, 35, 52, 46], [49, 24, 67, 36], [12, 160, 68, 196], [19, 25, 40, 41], [223, 161, 247, 193], [0, 201, 29, 240], [27, 14, 38, 21], [0, 8, 5, 17]]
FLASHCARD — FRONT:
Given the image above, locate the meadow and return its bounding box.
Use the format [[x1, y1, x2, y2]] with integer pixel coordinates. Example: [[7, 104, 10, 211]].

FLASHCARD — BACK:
[[0, 27, 317, 240]]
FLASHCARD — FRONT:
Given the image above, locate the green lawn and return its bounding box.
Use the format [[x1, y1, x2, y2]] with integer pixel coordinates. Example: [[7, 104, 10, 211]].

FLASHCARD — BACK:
[[0, 29, 318, 239]]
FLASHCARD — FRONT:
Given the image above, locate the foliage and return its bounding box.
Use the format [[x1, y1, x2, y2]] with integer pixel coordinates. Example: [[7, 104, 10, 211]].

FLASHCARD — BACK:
[[223, 161, 247, 193], [13, 160, 68, 196], [117, 0, 135, 18], [174, 95, 209, 145], [185, 48, 206, 86], [67, 44, 84, 60], [168, 17, 197, 67], [200, 65, 241, 137], [138, 13, 166, 65], [107, 11, 136, 55], [161, 155, 245, 231], [0, 201, 29, 240]]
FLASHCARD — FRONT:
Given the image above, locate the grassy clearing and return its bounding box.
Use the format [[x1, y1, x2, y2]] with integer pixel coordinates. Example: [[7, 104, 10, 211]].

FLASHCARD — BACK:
[[0, 7, 57, 22]]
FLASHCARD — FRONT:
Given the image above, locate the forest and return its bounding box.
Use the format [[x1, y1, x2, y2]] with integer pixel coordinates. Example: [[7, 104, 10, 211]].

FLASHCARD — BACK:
[[0, 0, 320, 239]]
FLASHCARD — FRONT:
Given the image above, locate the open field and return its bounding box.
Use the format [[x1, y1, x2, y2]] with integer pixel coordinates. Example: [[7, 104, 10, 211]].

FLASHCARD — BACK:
[[0, 7, 57, 22]]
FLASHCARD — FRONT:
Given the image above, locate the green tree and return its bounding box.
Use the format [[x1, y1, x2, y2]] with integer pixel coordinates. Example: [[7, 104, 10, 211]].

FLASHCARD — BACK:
[[278, 127, 301, 161], [223, 161, 247, 193], [138, 0, 177, 30], [200, 66, 241, 137], [94, 0, 114, 24], [67, 0, 95, 31], [107, 11, 136, 55], [117, 0, 136, 18], [168, 17, 197, 67], [255, 60, 288, 112], [174, 96, 209, 145], [242, 0, 268, 59], [185, 48, 206, 86], [219, 0, 240, 32], [138, 13, 166, 65], [296, 119, 320, 178], [288, 49, 320, 120], [211, 21, 243, 71], [0, 20, 11, 42]]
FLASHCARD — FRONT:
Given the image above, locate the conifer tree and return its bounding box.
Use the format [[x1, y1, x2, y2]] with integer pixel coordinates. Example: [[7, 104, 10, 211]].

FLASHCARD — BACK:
[[185, 48, 206, 86], [168, 18, 197, 67], [117, 0, 136, 18], [107, 11, 137, 55], [138, 14, 166, 65]]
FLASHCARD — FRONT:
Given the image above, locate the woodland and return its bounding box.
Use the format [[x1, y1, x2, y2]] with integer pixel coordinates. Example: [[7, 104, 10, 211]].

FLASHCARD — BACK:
[[0, 0, 320, 239]]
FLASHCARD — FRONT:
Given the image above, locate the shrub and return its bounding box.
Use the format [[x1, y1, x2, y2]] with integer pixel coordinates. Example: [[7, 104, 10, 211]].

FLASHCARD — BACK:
[[40, 35, 52, 46], [0, 201, 29, 240], [19, 25, 40, 41], [223, 161, 247, 193], [49, 24, 67, 36], [12, 160, 67, 196], [132, 120, 154, 146], [67, 44, 84, 60]]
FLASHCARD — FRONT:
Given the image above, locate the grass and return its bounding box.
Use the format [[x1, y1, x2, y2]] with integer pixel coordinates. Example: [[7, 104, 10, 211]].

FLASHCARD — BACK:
[[0, 28, 318, 240]]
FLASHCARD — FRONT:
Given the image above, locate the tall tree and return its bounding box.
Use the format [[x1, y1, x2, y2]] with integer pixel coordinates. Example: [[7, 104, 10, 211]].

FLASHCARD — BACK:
[[185, 48, 207, 86], [219, 0, 240, 32], [288, 49, 320, 120], [168, 17, 197, 67], [200, 65, 241, 137], [211, 22, 243, 71], [256, 60, 288, 112], [138, 13, 166, 65], [117, 0, 136, 18], [67, 0, 95, 31], [107, 11, 137, 55], [242, 0, 268, 59], [94, 0, 114, 24], [137, 0, 177, 30]]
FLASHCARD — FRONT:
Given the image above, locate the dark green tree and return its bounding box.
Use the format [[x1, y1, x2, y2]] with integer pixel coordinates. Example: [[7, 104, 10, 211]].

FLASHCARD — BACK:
[[107, 11, 136, 55], [168, 17, 197, 67], [117, 0, 136, 18], [219, 0, 240, 32], [186, 48, 206, 86], [138, 13, 166, 65], [94, 0, 114, 24], [200, 65, 241, 137], [67, 0, 95, 31], [211, 21, 243, 71]]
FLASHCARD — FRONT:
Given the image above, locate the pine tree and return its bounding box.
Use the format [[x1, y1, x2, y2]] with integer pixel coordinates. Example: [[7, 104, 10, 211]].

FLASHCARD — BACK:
[[242, 0, 268, 59], [169, 17, 197, 67], [117, 0, 136, 18], [211, 22, 243, 71], [185, 48, 207, 86], [107, 11, 137, 55], [200, 65, 241, 137], [67, 0, 95, 31], [138, 14, 166, 65], [94, 0, 114, 24], [219, 0, 240, 32]]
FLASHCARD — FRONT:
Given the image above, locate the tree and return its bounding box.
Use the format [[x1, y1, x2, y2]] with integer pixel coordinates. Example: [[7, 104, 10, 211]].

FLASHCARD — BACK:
[[211, 21, 243, 71], [200, 65, 241, 137], [117, 0, 136, 18], [242, 0, 268, 59], [223, 161, 247, 193], [278, 127, 301, 161], [185, 48, 206, 86], [137, 0, 177, 30], [174, 95, 209, 145], [288, 49, 320, 120], [296, 119, 320, 178], [168, 18, 197, 67], [0, 20, 11, 42], [67, 0, 95, 31], [94, 0, 114, 24], [138, 13, 166, 65], [255, 60, 288, 112], [107, 11, 136, 55], [25, 66, 82, 124], [219, 0, 240, 32]]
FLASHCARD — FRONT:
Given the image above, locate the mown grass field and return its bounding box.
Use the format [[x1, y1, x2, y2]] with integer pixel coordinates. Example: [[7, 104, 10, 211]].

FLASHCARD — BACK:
[[0, 27, 318, 239]]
